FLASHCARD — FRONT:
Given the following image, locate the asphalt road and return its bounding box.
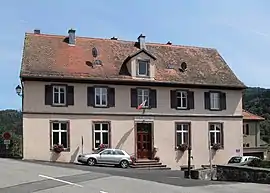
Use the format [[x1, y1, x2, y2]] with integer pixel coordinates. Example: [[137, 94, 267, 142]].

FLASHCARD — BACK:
[[0, 158, 269, 193]]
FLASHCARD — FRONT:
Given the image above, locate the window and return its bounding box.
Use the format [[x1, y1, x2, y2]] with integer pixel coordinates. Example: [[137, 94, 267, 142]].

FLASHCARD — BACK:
[[228, 156, 242, 164], [243, 124, 249, 135], [101, 149, 113, 155], [53, 85, 66, 105], [175, 123, 190, 146], [95, 87, 108, 107], [93, 122, 110, 149], [209, 123, 223, 146], [115, 150, 125, 155], [137, 60, 149, 76], [210, 92, 220, 110], [176, 91, 187, 109], [51, 121, 69, 149], [137, 89, 149, 108]]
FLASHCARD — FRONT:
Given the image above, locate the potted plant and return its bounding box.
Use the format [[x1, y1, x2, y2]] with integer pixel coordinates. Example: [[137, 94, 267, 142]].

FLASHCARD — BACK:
[[177, 143, 188, 152], [98, 144, 108, 150], [53, 144, 64, 153], [211, 143, 222, 151]]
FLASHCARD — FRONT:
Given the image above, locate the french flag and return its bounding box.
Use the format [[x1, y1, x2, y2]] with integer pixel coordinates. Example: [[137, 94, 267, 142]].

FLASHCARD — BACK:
[[137, 100, 147, 110]]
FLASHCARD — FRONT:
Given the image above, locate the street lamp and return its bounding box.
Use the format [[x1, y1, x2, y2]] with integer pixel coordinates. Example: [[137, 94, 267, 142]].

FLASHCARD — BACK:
[[15, 85, 22, 97]]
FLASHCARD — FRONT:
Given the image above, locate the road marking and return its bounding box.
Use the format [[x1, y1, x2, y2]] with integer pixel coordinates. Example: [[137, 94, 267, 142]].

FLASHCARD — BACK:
[[38, 174, 83, 188], [100, 191, 108, 193]]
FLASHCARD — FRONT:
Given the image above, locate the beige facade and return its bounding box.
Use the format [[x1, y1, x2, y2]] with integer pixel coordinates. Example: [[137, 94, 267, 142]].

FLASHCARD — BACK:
[[23, 81, 243, 169]]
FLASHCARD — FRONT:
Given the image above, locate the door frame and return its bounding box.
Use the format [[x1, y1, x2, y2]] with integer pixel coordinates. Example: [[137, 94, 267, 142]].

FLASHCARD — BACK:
[[134, 121, 154, 160]]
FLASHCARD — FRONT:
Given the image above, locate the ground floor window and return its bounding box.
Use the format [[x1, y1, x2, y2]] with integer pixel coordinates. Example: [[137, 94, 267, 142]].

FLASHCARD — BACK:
[[175, 123, 191, 146], [209, 123, 224, 147], [93, 122, 110, 149], [50, 121, 69, 149]]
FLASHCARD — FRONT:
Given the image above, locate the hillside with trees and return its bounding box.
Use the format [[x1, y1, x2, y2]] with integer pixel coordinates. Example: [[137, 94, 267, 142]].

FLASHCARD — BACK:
[[243, 87, 270, 143]]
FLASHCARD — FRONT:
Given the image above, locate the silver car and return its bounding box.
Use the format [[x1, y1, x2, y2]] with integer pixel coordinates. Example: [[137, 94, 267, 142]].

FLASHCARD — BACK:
[[77, 148, 134, 168]]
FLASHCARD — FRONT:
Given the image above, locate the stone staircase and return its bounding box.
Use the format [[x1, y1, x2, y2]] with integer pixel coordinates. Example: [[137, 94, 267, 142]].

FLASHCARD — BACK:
[[130, 159, 171, 170]]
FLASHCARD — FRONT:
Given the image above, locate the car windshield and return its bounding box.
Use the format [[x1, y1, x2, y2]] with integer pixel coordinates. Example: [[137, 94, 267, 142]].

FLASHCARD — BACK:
[[228, 156, 242, 163]]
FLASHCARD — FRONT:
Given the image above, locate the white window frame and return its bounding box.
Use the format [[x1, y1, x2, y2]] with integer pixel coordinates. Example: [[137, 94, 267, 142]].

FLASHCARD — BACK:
[[209, 123, 222, 145], [137, 60, 149, 76], [52, 85, 66, 105], [176, 91, 188, 109], [210, 92, 220, 110], [93, 123, 110, 149], [176, 123, 190, 145], [94, 87, 108, 107], [51, 122, 68, 148], [137, 88, 149, 108]]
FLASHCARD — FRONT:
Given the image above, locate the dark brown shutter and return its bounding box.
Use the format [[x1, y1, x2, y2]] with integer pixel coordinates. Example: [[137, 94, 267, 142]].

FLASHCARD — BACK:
[[87, 87, 95, 107], [220, 92, 226, 110], [45, 85, 53, 105], [108, 87, 115, 107], [246, 124, 249, 135], [67, 122, 71, 150], [108, 122, 112, 148], [188, 123, 192, 148], [175, 123, 177, 149], [92, 123, 95, 150], [204, 92, 210, 109], [221, 123, 224, 148], [49, 121, 52, 150], [67, 86, 74, 106], [170, 90, 177, 109], [130, 88, 137, 107], [187, 91, 194, 109], [149, 89, 157, 108]]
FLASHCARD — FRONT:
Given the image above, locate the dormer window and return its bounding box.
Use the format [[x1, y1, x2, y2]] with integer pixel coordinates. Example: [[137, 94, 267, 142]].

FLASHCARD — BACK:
[[137, 60, 149, 76]]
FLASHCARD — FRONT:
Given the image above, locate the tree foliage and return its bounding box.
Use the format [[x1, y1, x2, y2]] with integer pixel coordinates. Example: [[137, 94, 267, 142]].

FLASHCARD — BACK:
[[243, 87, 270, 143], [0, 109, 22, 157]]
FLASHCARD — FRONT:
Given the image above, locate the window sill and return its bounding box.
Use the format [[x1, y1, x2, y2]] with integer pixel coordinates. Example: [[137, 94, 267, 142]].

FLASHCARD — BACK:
[[93, 105, 109, 108], [50, 148, 70, 152], [209, 108, 222, 111], [136, 75, 150, 78], [51, 104, 67, 107], [176, 107, 188, 110]]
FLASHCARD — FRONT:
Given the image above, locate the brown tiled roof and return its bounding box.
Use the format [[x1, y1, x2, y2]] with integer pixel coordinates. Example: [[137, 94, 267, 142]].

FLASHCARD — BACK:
[[243, 110, 265, 121], [20, 32, 246, 88]]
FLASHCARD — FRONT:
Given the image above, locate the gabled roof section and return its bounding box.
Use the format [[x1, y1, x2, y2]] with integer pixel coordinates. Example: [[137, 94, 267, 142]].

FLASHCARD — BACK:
[[20, 32, 246, 89], [127, 48, 157, 60], [243, 110, 265, 121]]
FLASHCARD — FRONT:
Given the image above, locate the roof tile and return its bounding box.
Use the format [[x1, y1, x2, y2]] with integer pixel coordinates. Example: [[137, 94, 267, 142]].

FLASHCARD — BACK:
[[21, 33, 245, 88]]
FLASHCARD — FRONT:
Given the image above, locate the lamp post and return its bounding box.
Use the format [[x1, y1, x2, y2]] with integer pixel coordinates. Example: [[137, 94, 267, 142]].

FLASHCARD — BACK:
[[15, 85, 23, 97], [15, 84, 23, 158]]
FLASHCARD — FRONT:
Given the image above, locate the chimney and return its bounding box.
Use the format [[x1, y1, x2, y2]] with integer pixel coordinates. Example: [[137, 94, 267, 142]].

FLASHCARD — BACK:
[[167, 41, 172, 45], [34, 29, 40, 34], [68, 28, 76, 45], [111, 36, 118, 40], [137, 34, 146, 49]]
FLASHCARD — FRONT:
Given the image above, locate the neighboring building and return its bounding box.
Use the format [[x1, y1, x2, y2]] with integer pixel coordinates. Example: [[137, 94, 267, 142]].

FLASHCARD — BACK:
[[19, 29, 246, 169], [243, 110, 270, 160]]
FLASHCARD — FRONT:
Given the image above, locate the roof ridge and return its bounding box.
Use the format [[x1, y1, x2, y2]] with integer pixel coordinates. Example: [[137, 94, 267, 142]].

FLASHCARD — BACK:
[[25, 32, 216, 50]]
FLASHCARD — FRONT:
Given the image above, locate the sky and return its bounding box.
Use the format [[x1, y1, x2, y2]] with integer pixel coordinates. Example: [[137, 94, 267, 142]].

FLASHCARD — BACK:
[[1, 0, 270, 110]]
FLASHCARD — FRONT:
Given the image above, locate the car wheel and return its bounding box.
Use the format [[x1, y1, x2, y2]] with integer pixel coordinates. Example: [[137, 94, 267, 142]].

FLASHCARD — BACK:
[[87, 158, 96, 166], [120, 160, 129, 168]]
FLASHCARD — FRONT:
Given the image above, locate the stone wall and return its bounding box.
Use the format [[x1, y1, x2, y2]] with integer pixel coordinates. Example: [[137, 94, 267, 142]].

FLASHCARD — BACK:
[[216, 165, 270, 184]]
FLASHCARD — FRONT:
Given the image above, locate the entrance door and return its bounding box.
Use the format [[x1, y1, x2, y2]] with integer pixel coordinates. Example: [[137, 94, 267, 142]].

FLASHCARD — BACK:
[[137, 123, 152, 159]]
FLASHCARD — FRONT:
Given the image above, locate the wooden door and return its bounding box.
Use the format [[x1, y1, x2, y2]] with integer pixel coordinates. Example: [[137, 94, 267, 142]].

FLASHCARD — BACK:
[[137, 132, 151, 159]]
